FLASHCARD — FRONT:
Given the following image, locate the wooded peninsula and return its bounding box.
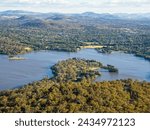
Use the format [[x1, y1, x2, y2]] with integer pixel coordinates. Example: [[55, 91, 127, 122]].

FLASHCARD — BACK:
[[0, 58, 149, 113]]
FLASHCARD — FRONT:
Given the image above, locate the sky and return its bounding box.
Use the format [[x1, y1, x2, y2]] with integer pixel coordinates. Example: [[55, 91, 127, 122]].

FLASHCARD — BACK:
[[0, 0, 150, 13]]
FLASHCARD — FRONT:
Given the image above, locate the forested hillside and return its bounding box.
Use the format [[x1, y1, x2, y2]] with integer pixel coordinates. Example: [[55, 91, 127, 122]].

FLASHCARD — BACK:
[[0, 11, 150, 60]]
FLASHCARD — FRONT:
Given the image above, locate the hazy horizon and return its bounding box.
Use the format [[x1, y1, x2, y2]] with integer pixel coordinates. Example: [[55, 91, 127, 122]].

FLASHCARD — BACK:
[[0, 0, 150, 14], [1, 9, 150, 15]]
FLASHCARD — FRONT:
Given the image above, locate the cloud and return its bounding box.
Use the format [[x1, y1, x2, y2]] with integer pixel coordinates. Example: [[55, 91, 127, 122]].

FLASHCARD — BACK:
[[1, 0, 70, 4], [0, 0, 150, 13], [84, 0, 150, 7], [1, 0, 150, 6]]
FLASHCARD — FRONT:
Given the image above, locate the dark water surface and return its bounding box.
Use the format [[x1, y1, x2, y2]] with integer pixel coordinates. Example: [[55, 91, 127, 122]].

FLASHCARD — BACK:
[[0, 49, 150, 90]]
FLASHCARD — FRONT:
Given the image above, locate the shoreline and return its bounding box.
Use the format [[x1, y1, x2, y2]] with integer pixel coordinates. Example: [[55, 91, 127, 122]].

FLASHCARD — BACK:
[[8, 56, 26, 60]]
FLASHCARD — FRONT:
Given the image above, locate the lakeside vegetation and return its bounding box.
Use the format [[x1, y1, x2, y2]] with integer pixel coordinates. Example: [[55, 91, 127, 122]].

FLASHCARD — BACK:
[[0, 58, 149, 113], [0, 37, 32, 55], [102, 65, 118, 73], [96, 44, 150, 61], [51, 58, 118, 82], [80, 42, 104, 49], [51, 58, 102, 82], [0, 11, 149, 61]]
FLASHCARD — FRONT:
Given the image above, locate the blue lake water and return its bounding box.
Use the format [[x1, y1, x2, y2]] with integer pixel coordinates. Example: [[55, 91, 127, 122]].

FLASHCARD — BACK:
[[0, 49, 150, 90]]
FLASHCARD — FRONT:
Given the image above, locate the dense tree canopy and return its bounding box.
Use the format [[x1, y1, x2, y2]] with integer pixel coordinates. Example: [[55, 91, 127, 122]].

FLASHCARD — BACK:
[[51, 58, 102, 81], [0, 79, 149, 113], [0, 13, 150, 60]]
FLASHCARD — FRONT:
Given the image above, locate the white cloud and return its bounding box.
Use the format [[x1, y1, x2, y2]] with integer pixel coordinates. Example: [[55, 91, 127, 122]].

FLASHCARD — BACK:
[[0, 0, 150, 13], [1, 0, 150, 6], [2, 0, 70, 4]]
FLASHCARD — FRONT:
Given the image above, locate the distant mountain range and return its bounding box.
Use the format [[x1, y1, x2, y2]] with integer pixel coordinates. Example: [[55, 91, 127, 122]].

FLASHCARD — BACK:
[[0, 10, 150, 21], [0, 10, 41, 16]]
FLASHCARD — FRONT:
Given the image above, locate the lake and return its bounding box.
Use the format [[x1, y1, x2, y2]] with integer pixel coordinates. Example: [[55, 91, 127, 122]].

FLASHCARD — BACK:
[[0, 49, 150, 90]]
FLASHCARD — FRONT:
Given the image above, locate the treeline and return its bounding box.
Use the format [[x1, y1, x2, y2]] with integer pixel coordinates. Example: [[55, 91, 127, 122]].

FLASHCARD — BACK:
[[0, 79, 149, 113], [0, 37, 31, 55], [97, 42, 150, 61], [95, 29, 150, 61], [102, 64, 118, 72]]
